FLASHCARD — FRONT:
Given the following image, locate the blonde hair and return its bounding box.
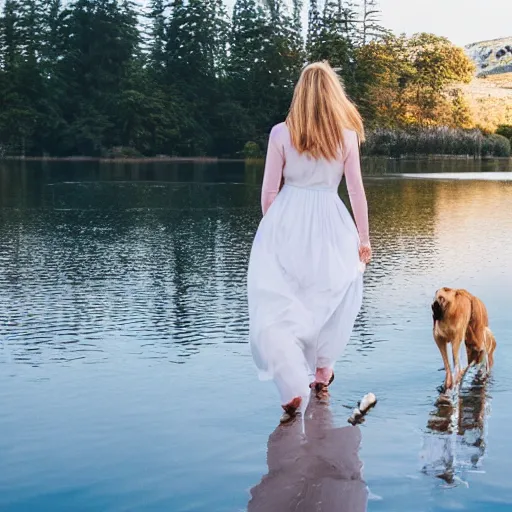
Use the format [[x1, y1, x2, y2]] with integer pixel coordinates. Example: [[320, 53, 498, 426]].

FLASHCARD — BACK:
[[286, 61, 365, 161]]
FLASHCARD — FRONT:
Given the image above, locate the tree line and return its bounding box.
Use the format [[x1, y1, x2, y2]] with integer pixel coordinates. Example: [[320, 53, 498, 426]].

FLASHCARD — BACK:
[[0, 0, 487, 158]]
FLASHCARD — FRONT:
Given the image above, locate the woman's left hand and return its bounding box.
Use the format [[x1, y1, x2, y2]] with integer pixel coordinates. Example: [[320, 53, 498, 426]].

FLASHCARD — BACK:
[[359, 245, 372, 264]]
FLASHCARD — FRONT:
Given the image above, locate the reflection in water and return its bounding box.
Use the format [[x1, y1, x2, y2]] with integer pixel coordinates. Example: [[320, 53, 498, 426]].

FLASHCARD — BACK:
[[248, 400, 367, 512], [1, 161, 512, 511], [0, 208, 255, 366], [421, 374, 491, 485]]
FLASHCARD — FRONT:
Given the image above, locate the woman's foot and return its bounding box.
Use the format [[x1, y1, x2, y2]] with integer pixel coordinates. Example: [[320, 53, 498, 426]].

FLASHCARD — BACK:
[[310, 368, 335, 400], [315, 367, 334, 386], [280, 396, 302, 424]]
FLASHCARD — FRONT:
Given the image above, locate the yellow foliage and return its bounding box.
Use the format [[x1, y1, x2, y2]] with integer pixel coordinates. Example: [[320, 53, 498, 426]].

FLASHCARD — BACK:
[[356, 33, 479, 130]]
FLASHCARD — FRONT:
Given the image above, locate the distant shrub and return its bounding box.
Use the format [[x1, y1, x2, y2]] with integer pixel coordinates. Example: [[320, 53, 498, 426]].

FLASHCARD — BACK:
[[481, 134, 511, 157], [363, 127, 511, 158], [106, 146, 142, 159], [496, 124, 512, 141], [243, 141, 262, 159]]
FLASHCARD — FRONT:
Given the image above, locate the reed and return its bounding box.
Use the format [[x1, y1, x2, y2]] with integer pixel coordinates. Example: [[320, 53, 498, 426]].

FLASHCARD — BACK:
[[363, 127, 511, 158]]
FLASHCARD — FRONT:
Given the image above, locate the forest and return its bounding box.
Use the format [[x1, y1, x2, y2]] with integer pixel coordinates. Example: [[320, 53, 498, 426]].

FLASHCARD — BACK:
[[0, 0, 509, 158]]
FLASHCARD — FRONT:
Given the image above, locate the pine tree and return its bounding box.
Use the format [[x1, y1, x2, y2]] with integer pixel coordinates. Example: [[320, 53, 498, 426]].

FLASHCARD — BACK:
[[307, 0, 322, 59], [0, 0, 49, 155], [308, 1, 358, 96], [167, 0, 228, 84], [147, 0, 167, 73], [290, 0, 305, 65], [358, 0, 388, 46], [259, 0, 304, 126], [165, 0, 229, 154], [54, 0, 141, 155], [0, 0, 21, 70]]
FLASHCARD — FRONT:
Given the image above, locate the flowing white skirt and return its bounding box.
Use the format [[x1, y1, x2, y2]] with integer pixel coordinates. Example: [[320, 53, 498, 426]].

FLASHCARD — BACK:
[[248, 184, 364, 405]]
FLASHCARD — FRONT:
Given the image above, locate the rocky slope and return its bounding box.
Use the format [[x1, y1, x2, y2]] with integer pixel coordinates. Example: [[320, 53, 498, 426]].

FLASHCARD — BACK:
[[465, 37, 512, 76]]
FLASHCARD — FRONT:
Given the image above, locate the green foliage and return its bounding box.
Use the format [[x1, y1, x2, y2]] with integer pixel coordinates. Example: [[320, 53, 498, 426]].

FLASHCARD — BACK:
[[481, 134, 511, 157], [0, 0, 497, 158], [243, 141, 262, 159], [106, 146, 143, 159], [353, 34, 477, 129], [307, 1, 357, 96], [496, 124, 512, 141]]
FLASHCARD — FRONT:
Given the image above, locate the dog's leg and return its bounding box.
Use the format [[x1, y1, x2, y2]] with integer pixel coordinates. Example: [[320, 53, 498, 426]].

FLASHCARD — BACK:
[[452, 334, 464, 386], [436, 339, 453, 390], [487, 330, 496, 368], [472, 326, 491, 376]]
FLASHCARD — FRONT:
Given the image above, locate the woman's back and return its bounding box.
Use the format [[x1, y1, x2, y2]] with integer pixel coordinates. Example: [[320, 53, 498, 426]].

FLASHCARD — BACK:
[[270, 122, 359, 191]]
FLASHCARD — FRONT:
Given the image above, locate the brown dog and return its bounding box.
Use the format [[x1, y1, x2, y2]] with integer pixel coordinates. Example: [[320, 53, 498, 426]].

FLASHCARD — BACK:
[[432, 288, 496, 390]]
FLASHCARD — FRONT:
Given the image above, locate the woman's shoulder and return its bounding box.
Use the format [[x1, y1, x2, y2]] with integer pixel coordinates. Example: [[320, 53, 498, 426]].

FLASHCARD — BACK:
[[342, 128, 359, 152], [268, 122, 290, 150], [342, 128, 358, 142], [269, 122, 289, 140]]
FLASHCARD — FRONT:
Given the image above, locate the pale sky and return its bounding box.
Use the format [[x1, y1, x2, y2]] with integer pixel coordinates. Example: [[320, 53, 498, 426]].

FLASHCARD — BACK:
[[379, 0, 511, 46], [219, 0, 511, 48]]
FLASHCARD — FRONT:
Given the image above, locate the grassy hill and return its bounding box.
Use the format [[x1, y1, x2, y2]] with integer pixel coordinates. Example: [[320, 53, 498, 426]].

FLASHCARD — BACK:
[[462, 37, 512, 131], [460, 72, 512, 131]]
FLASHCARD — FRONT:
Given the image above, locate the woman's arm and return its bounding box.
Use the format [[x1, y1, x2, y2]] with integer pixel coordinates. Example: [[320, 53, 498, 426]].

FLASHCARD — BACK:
[[261, 126, 285, 215], [344, 131, 370, 247]]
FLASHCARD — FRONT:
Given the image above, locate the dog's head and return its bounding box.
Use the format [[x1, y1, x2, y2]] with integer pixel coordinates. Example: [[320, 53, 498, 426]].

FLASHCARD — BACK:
[[432, 287, 457, 321]]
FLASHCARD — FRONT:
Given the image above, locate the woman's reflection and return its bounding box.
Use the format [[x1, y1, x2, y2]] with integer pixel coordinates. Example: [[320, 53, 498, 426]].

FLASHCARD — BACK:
[[421, 373, 490, 484], [248, 399, 368, 512]]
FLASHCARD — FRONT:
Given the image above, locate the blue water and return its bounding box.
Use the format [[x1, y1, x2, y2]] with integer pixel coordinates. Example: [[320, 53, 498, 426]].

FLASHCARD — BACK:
[[1, 160, 512, 511]]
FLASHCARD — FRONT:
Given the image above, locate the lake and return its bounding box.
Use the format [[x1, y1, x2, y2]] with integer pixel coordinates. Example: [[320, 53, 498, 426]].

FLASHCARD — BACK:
[[1, 158, 512, 512]]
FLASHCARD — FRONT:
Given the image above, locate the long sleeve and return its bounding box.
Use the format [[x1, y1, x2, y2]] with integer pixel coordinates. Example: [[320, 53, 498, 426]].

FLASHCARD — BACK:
[[261, 126, 285, 215], [343, 131, 370, 246]]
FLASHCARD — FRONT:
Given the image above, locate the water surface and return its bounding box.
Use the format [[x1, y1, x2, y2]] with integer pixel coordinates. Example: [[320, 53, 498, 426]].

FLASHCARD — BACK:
[[1, 159, 512, 511]]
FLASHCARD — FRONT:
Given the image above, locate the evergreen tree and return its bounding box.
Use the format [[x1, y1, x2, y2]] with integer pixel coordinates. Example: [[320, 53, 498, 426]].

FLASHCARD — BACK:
[[0, 0, 46, 155], [165, 0, 229, 154], [0, 0, 21, 70], [358, 0, 388, 46], [307, 0, 322, 59], [225, 0, 269, 150], [308, 1, 358, 96], [258, 0, 304, 127], [147, 0, 167, 73], [0, 0, 484, 157], [56, 0, 141, 155]]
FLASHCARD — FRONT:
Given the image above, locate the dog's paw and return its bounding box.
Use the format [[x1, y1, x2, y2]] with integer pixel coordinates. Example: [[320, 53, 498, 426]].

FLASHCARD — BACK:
[[435, 394, 452, 407]]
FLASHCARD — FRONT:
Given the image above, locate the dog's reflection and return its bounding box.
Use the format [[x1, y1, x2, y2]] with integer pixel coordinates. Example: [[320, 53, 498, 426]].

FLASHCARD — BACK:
[[421, 374, 490, 485], [248, 399, 368, 512]]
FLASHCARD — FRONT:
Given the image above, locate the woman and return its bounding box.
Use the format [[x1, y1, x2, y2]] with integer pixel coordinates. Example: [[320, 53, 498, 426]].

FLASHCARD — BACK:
[[248, 61, 371, 423]]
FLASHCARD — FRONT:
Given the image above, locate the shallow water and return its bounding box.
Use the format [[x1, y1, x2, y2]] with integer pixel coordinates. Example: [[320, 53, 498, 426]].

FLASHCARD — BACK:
[[1, 159, 512, 512]]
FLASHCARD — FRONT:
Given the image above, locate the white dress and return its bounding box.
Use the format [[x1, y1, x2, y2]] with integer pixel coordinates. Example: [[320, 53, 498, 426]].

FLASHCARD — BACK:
[[247, 123, 369, 406]]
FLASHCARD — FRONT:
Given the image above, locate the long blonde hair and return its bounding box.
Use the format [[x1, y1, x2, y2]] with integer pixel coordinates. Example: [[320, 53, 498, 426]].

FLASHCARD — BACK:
[[286, 61, 365, 161]]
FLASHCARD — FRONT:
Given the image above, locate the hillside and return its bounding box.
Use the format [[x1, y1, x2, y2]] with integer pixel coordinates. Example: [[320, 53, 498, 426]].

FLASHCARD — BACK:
[[465, 37, 512, 77], [463, 38, 512, 130], [460, 73, 512, 130]]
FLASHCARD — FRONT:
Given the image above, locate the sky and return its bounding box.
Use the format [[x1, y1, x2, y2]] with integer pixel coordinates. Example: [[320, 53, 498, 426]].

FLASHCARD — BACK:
[[379, 0, 511, 46], [218, 0, 511, 48]]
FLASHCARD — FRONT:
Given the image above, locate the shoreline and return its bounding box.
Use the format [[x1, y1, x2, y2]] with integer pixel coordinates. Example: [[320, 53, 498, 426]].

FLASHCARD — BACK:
[[1, 155, 511, 163], [0, 156, 244, 163]]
